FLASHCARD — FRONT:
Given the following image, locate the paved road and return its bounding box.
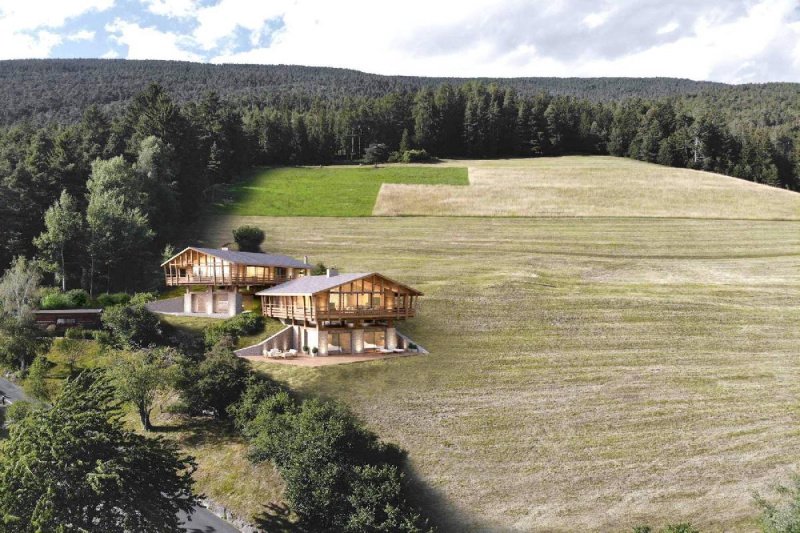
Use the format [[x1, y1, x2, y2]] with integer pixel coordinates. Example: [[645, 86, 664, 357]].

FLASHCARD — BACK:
[[178, 507, 241, 533], [0, 376, 240, 532], [0, 375, 27, 405]]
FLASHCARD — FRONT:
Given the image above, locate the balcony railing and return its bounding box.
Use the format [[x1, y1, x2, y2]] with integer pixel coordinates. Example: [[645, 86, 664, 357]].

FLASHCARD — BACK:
[[262, 304, 416, 322], [165, 274, 294, 287]]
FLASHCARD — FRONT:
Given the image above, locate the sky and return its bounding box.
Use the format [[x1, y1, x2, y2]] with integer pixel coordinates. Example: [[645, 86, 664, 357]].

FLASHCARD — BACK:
[[0, 0, 799, 83]]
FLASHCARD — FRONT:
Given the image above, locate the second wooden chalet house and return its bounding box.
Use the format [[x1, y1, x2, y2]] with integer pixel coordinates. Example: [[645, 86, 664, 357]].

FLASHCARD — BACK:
[[161, 247, 311, 316], [256, 269, 422, 355]]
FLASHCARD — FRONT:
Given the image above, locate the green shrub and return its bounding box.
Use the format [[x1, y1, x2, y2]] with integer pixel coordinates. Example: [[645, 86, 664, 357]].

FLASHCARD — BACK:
[[64, 327, 94, 340], [204, 312, 264, 347], [6, 401, 35, 424], [40, 292, 70, 310], [39, 289, 90, 310], [24, 355, 50, 401], [96, 292, 131, 308], [163, 400, 190, 415], [233, 385, 424, 532], [93, 330, 114, 346], [232, 225, 265, 252], [101, 303, 162, 348], [400, 149, 431, 163], [129, 292, 157, 305], [65, 289, 89, 307], [175, 339, 251, 419]]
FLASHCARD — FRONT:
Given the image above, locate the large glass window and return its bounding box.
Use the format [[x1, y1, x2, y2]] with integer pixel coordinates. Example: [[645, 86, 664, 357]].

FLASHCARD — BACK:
[[328, 332, 351, 354], [363, 331, 385, 351]]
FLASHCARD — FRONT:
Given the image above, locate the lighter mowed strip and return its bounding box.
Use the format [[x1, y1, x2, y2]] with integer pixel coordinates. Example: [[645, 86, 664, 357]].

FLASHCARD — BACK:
[[217, 166, 468, 217], [201, 214, 800, 532], [373, 156, 800, 219]]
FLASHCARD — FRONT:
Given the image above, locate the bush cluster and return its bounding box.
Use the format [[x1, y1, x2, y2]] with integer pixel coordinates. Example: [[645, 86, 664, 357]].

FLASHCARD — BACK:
[[230, 380, 431, 532], [96, 292, 131, 307], [388, 149, 433, 163], [203, 312, 264, 348], [100, 299, 162, 348], [175, 338, 251, 419], [39, 289, 90, 310], [64, 327, 94, 340]]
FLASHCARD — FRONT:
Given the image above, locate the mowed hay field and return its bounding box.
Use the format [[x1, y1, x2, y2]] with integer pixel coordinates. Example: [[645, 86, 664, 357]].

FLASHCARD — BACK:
[[200, 213, 800, 531], [374, 156, 800, 219]]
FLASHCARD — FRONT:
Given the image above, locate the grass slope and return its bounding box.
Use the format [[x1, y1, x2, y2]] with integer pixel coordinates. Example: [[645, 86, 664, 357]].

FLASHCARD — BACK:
[[374, 156, 800, 219], [202, 213, 800, 532], [216, 165, 468, 217]]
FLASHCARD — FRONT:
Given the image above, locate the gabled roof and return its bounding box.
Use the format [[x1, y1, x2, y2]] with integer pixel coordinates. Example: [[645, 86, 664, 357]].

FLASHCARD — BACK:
[[256, 272, 423, 296], [161, 247, 311, 269]]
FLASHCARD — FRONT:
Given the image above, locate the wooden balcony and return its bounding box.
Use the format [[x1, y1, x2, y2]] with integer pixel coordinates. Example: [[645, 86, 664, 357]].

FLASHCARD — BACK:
[[262, 304, 416, 322], [165, 274, 294, 287]]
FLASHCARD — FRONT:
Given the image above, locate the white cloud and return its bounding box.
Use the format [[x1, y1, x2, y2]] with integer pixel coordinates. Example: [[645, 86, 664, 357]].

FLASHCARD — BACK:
[[583, 9, 613, 29], [0, 0, 797, 82], [101, 49, 120, 59], [191, 0, 287, 50], [657, 21, 679, 35], [106, 18, 202, 61], [141, 0, 196, 18], [0, 0, 112, 58], [67, 30, 96, 42], [208, 0, 800, 82]]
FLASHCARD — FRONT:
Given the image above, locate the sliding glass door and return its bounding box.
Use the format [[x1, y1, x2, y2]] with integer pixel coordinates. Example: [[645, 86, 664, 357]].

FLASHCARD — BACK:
[[327, 332, 352, 354]]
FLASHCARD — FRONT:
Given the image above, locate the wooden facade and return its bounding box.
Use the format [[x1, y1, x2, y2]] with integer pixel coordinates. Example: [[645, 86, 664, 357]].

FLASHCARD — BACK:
[[34, 309, 103, 330], [259, 273, 420, 325], [161, 248, 310, 287]]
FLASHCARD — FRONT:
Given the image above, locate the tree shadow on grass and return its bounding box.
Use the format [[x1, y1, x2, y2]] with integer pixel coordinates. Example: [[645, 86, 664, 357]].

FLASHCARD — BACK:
[[252, 503, 310, 533], [403, 461, 512, 533], [152, 415, 240, 448]]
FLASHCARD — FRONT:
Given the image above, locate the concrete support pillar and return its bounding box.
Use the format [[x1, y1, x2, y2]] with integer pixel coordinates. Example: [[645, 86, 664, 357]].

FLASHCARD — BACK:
[[385, 327, 397, 350], [352, 328, 365, 354], [307, 328, 319, 356], [205, 287, 214, 314], [183, 289, 192, 314], [229, 289, 242, 317], [317, 330, 328, 356]]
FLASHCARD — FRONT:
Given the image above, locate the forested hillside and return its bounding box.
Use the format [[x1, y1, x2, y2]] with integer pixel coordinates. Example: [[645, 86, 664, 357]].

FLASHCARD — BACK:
[[0, 59, 798, 295], [0, 59, 729, 125]]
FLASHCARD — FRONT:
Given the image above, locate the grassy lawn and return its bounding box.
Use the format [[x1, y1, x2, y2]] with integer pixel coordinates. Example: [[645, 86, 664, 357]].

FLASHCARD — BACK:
[[215, 165, 468, 216], [201, 213, 800, 532]]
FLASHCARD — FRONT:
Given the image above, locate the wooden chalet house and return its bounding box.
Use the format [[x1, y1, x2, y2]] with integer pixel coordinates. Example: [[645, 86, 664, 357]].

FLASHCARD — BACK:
[[257, 269, 422, 355], [161, 247, 311, 316]]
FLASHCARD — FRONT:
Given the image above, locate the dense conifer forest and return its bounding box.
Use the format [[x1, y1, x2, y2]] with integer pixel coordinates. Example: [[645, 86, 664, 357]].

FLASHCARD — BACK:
[[1, 59, 798, 292]]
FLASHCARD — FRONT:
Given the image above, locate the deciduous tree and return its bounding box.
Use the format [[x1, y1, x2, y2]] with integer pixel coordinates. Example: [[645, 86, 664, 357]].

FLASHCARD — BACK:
[[0, 371, 197, 532]]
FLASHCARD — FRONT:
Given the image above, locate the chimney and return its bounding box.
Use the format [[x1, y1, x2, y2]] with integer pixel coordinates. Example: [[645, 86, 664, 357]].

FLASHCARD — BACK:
[[326, 267, 338, 278], [303, 255, 309, 264], [221, 246, 229, 251]]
